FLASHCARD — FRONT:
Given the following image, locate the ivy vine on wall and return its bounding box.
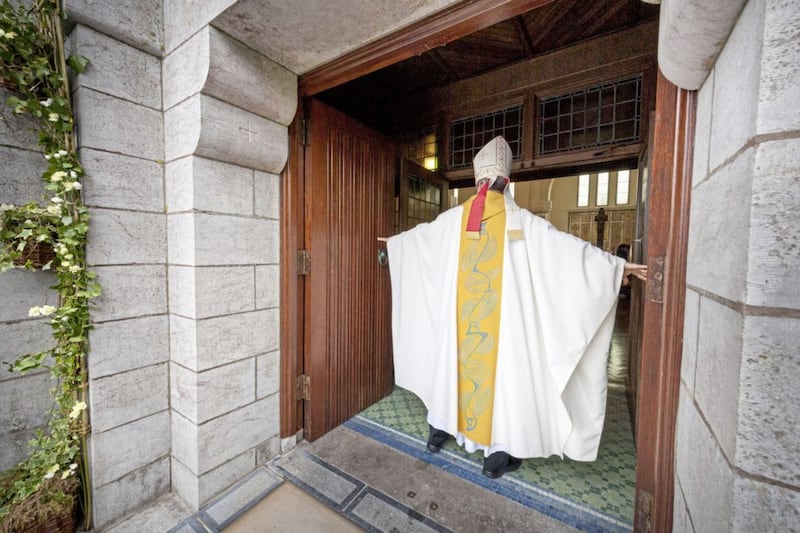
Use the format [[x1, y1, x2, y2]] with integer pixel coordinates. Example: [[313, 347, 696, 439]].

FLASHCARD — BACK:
[[0, 0, 97, 528]]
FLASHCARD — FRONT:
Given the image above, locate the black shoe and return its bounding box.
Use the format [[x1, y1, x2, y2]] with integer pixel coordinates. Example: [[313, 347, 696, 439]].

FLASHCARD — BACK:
[[482, 451, 522, 479], [426, 425, 453, 453]]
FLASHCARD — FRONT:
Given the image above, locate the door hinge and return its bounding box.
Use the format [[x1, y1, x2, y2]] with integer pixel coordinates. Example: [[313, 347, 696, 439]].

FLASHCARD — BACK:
[[647, 256, 665, 304], [297, 374, 311, 400], [635, 489, 654, 532], [301, 118, 310, 146], [297, 249, 311, 276]]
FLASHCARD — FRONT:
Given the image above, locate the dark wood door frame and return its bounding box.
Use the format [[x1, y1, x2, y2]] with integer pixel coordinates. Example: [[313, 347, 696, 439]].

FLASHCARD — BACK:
[[280, 105, 305, 438], [281, 4, 693, 532], [633, 70, 694, 532]]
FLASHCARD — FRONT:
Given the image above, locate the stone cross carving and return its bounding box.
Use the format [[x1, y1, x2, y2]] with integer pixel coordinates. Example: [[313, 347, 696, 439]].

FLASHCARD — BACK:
[[239, 121, 258, 143], [594, 207, 608, 249]]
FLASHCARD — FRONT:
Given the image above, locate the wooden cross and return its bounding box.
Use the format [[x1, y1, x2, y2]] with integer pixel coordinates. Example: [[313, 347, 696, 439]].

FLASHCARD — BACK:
[[239, 121, 258, 143], [594, 207, 608, 249]]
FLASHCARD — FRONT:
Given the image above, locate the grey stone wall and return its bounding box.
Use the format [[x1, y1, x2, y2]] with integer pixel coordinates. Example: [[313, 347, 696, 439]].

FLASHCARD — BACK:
[[163, 22, 294, 511], [64, 7, 170, 527], [61, 1, 295, 526], [0, 89, 58, 471], [674, 0, 800, 531]]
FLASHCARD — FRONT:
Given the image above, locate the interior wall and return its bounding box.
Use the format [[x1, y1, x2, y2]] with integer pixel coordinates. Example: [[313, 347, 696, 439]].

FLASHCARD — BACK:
[[489, 169, 640, 241], [549, 177, 576, 231]]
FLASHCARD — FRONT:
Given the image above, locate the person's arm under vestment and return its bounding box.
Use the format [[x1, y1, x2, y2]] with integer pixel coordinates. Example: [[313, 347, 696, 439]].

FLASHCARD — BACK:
[[379, 236, 648, 287]]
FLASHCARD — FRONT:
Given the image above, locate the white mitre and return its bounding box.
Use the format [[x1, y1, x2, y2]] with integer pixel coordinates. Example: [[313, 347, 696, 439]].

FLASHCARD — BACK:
[[473, 136, 512, 183]]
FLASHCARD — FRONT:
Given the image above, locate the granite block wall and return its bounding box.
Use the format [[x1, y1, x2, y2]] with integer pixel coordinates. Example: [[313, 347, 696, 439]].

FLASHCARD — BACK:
[[64, 8, 169, 527], [675, 0, 800, 530], [162, 20, 294, 511], [0, 89, 57, 471]]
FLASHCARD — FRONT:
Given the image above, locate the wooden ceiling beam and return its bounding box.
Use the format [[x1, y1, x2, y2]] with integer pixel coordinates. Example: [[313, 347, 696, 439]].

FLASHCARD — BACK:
[[299, 0, 555, 97], [528, 0, 576, 50], [569, 0, 625, 45], [429, 49, 461, 82], [514, 15, 537, 57]]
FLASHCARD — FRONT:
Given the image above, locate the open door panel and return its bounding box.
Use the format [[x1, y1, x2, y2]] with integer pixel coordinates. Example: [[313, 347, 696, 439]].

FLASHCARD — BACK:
[[302, 98, 395, 440]]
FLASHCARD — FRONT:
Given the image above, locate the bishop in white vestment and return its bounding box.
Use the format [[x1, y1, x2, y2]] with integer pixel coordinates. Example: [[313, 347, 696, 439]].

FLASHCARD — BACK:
[[385, 136, 645, 478]]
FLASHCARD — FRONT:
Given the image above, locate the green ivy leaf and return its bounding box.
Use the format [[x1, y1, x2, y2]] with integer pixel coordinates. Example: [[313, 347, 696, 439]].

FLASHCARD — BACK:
[[13, 352, 47, 373], [66, 54, 89, 73]]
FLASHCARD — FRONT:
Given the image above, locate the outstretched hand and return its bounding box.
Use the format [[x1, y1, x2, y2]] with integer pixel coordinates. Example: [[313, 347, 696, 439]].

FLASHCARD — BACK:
[[623, 262, 647, 286]]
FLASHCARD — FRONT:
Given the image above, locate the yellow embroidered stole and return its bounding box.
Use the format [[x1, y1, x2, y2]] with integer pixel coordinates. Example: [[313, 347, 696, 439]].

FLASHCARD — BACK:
[[456, 191, 506, 445]]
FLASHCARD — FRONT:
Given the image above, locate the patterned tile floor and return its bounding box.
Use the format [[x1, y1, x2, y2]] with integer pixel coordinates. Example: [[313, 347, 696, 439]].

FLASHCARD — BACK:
[[354, 386, 636, 529]]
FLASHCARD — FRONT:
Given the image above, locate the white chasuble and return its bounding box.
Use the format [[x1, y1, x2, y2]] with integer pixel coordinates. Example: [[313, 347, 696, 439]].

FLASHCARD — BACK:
[[387, 191, 625, 461]]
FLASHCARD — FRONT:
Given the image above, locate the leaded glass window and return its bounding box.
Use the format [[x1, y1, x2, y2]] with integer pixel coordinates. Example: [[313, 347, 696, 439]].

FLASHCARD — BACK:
[[539, 75, 642, 155]]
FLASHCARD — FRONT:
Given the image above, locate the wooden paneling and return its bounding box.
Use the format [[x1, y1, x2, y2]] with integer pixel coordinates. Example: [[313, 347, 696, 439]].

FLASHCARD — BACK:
[[303, 99, 395, 439], [568, 208, 636, 253], [634, 70, 694, 532]]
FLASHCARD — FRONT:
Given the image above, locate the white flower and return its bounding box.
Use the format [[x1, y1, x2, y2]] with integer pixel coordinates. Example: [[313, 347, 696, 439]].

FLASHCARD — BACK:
[[51, 196, 64, 204], [69, 265, 81, 273], [69, 401, 87, 419], [64, 181, 82, 191], [50, 171, 66, 182], [69, 171, 77, 179], [58, 150, 68, 157], [28, 305, 58, 318], [69, 463, 78, 470], [0, 203, 14, 212], [44, 464, 59, 479], [61, 260, 71, 267], [47, 204, 62, 216], [48, 113, 59, 122], [41, 98, 53, 107]]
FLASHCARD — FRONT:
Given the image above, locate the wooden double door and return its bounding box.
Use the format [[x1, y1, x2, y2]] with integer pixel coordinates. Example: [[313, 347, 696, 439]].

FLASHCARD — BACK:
[[282, 68, 692, 533]]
